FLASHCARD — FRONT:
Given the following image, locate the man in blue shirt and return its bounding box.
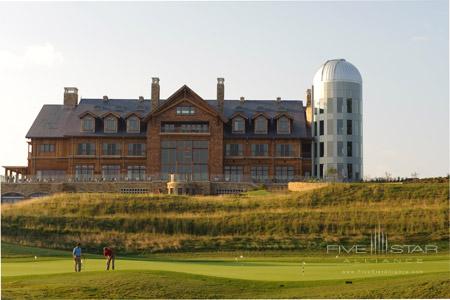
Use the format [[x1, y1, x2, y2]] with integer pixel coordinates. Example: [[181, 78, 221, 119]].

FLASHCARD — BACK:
[[72, 243, 82, 272]]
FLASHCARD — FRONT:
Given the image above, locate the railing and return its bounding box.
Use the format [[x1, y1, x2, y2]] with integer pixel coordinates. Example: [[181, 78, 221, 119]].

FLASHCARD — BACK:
[[3, 174, 314, 184]]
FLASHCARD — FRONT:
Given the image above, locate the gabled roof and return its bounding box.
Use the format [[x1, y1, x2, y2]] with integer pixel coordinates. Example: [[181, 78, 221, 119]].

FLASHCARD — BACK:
[[26, 94, 310, 138], [145, 85, 228, 123]]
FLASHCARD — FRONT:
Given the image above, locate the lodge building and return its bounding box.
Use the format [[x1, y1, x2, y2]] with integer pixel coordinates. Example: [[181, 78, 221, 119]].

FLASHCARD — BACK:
[[17, 78, 313, 185]]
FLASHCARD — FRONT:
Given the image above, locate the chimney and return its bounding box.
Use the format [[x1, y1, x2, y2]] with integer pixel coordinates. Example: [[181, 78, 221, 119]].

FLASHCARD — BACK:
[[305, 88, 313, 125], [217, 78, 224, 113], [240, 96, 245, 103], [64, 87, 78, 107], [151, 77, 160, 111], [103, 95, 109, 102], [138, 96, 144, 102], [276, 97, 281, 102]]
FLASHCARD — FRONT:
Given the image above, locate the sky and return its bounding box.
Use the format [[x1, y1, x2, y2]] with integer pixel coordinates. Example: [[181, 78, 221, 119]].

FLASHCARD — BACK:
[[0, 1, 448, 179]]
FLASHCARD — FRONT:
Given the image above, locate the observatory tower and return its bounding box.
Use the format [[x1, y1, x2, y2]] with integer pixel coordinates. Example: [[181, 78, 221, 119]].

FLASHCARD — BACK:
[[312, 59, 363, 181]]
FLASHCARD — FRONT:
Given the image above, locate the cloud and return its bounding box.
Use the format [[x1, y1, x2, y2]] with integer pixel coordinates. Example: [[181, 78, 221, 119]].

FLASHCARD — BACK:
[[0, 43, 64, 70], [410, 35, 429, 42]]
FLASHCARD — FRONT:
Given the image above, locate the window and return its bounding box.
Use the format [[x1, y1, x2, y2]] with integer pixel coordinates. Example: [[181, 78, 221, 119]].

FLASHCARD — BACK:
[[81, 116, 95, 132], [254, 116, 268, 134], [319, 142, 324, 157], [347, 98, 352, 113], [319, 120, 324, 136], [337, 98, 343, 113], [39, 144, 55, 153], [302, 143, 311, 157], [276, 144, 292, 157], [232, 117, 245, 133], [337, 119, 344, 135], [347, 120, 353, 135], [314, 142, 318, 158], [277, 116, 290, 134], [128, 166, 146, 181], [161, 140, 209, 181], [102, 143, 121, 156], [161, 122, 209, 133], [128, 143, 145, 156], [314, 121, 318, 136], [176, 106, 195, 115], [75, 165, 94, 180], [102, 165, 120, 180], [319, 164, 324, 178], [347, 141, 353, 157], [104, 116, 117, 133], [224, 166, 243, 182], [251, 144, 268, 156], [251, 166, 269, 182], [127, 116, 140, 133], [337, 142, 344, 157], [77, 143, 95, 155], [275, 166, 294, 182], [347, 164, 353, 179], [225, 144, 243, 156]]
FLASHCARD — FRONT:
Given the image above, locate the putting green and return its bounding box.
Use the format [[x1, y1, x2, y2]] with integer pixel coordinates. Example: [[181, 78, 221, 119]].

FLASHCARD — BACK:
[[2, 256, 448, 281]]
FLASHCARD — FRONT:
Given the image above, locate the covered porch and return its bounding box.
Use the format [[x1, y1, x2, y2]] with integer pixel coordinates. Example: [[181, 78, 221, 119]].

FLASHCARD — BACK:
[[2, 166, 28, 183]]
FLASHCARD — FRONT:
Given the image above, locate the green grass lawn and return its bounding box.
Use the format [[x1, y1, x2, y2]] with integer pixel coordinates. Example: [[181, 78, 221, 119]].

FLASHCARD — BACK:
[[2, 243, 449, 299]]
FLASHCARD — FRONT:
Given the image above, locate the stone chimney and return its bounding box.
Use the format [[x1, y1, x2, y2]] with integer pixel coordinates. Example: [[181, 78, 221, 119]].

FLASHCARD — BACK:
[[305, 88, 313, 125], [138, 96, 144, 102], [103, 95, 109, 102], [240, 96, 245, 103], [276, 97, 281, 102], [151, 77, 160, 111], [217, 78, 224, 113], [64, 87, 78, 107]]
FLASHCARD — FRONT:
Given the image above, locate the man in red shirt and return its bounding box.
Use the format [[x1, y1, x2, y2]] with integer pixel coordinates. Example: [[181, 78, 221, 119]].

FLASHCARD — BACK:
[[103, 247, 115, 270]]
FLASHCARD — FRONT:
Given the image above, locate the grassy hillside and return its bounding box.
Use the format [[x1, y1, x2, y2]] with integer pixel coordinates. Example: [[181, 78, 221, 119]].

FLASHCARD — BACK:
[[2, 182, 448, 253]]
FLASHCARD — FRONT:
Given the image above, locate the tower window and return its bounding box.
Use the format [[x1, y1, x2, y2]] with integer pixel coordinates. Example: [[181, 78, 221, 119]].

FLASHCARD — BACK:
[[347, 164, 353, 179], [337, 142, 344, 157], [337, 98, 343, 113], [347, 120, 352, 135], [319, 120, 324, 136], [319, 142, 324, 157], [314, 121, 317, 136], [337, 119, 344, 135], [347, 98, 353, 113], [347, 141, 353, 157]]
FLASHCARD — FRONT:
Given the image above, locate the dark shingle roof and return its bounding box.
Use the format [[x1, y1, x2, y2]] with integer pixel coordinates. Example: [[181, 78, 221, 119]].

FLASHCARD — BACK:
[[26, 98, 311, 139]]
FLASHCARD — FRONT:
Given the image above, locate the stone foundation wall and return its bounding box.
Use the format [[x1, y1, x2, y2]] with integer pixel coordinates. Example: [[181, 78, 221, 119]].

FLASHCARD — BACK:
[[1, 181, 167, 198]]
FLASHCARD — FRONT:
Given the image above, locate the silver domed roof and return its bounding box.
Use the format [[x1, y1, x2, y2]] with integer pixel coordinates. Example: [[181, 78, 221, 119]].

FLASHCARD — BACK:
[[313, 59, 362, 84]]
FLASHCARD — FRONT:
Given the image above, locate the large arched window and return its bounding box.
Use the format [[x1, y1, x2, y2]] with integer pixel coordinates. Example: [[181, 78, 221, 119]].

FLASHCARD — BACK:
[[127, 116, 140, 133], [277, 116, 290, 134], [232, 117, 245, 133], [254, 116, 268, 134], [104, 116, 118, 133]]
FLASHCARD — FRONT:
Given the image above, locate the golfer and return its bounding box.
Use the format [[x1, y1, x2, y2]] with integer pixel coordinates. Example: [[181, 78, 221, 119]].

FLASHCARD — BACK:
[[103, 246, 115, 270], [73, 243, 82, 272]]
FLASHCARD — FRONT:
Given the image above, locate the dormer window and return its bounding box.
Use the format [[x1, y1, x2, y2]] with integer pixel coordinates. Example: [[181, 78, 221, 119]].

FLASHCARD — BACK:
[[127, 116, 140, 133], [232, 117, 245, 133], [254, 116, 268, 134], [81, 116, 95, 132], [277, 116, 290, 134], [104, 116, 118, 133]]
